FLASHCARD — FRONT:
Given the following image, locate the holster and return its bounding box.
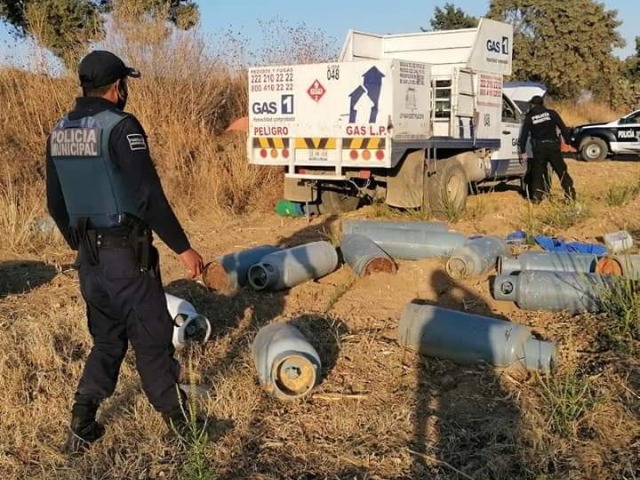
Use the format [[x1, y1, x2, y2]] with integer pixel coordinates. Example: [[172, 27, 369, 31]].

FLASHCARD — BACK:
[[74, 217, 100, 266], [121, 214, 153, 271]]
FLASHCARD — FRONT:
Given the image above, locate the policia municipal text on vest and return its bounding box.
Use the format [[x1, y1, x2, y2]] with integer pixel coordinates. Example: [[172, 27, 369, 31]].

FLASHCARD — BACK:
[[50, 109, 151, 268]]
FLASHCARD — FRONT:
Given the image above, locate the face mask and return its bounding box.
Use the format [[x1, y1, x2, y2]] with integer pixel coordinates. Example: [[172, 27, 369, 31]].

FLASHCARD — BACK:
[[116, 79, 128, 110]]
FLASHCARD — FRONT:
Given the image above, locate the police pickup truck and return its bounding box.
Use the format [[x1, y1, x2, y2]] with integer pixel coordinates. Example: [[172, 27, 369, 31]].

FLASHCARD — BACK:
[[571, 109, 640, 161]]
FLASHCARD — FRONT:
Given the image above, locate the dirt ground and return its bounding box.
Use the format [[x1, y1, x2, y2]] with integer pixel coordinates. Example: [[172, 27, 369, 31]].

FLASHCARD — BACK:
[[1, 157, 639, 480]]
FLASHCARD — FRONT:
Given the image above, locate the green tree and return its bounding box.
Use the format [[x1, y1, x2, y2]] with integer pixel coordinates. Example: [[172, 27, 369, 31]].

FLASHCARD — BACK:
[[0, 0, 199, 64], [424, 3, 478, 31], [624, 37, 640, 79], [488, 0, 625, 100]]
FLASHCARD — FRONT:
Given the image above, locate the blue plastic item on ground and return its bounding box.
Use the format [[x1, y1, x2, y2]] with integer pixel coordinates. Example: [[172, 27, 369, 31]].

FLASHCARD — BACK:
[[534, 235, 607, 255], [506, 230, 527, 246]]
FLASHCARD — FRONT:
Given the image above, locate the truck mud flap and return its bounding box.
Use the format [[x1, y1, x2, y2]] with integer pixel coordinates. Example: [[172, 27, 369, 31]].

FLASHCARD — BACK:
[[283, 177, 316, 202], [386, 150, 425, 209]]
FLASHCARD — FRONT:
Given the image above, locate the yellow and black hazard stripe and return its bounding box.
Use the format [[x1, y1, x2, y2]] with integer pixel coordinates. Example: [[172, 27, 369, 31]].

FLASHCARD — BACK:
[[294, 138, 337, 149], [252, 137, 290, 149], [343, 138, 386, 149]]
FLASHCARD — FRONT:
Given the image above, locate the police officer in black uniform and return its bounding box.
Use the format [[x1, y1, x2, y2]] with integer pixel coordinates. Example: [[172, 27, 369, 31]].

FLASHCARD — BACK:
[[518, 95, 576, 204], [46, 50, 205, 452]]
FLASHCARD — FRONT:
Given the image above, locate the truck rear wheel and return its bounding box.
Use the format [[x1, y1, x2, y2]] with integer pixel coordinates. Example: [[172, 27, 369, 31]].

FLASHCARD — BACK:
[[579, 137, 608, 162], [426, 159, 469, 219], [319, 188, 360, 214]]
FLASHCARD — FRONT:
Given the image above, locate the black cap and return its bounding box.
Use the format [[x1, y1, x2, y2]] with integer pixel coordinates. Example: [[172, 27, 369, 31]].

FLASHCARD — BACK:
[[529, 95, 544, 106], [78, 50, 140, 89]]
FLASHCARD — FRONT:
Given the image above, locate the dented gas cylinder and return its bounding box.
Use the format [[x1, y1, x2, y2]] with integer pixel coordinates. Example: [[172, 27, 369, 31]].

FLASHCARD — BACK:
[[248, 241, 338, 292], [251, 322, 321, 400], [398, 302, 556, 372]]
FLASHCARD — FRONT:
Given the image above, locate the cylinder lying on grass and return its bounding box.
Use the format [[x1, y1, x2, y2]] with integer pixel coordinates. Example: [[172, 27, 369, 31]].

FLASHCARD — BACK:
[[492, 271, 617, 314], [165, 293, 212, 349], [446, 236, 509, 279], [252, 322, 321, 399], [202, 245, 280, 293], [595, 255, 640, 280], [340, 225, 466, 260], [247, 241, 339, 292], [498, 251, 601, 275], [340, 233, 397, 277], [398, 302, 556, 372], [342, 219, 448, 236]]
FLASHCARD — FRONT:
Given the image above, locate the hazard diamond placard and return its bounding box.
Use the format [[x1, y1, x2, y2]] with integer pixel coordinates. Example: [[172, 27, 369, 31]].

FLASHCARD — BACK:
[[307, 79, 326, 102]]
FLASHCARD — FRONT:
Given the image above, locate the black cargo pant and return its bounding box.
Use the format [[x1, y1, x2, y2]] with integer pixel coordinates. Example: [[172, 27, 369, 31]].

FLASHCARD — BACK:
[[530, 140, 576, 203], [74, 243, 183, 415]]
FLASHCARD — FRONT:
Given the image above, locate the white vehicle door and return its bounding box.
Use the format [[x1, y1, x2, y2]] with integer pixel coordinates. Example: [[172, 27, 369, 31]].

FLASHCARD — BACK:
[[490, 94, 524, 178], [614, 110, 640, 154]]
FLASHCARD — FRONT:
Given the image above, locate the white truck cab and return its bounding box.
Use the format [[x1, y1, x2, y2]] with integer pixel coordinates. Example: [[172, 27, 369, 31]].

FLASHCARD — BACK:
[[247, 18, 528, 216]]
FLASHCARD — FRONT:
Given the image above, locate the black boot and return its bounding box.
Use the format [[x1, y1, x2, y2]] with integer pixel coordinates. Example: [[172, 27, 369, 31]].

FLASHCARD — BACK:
[[163, 411, 209, 442], [65, 398, 105, 455]]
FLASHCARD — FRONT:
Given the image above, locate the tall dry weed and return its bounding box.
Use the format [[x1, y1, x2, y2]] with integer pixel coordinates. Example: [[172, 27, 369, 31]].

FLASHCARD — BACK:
[[551, 100, 623, 127], [0, 7, 323, 249]]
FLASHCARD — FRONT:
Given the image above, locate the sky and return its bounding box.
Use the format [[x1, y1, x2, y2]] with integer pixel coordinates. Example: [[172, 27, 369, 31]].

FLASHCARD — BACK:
[[0, 0, 638, 68]]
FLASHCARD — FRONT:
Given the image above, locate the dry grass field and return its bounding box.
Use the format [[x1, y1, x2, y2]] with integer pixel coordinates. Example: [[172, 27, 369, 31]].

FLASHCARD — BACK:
[[0, 11, 639, 480]]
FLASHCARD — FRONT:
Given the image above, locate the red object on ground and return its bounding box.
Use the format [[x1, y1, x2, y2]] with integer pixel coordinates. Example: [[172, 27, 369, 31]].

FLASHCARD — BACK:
[[226, 116, 249, 132]]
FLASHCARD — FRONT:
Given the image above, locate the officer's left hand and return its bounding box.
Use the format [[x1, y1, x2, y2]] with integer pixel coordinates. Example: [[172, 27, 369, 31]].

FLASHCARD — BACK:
[[180, 248, 204, 279], [519, 153, 527, 165]]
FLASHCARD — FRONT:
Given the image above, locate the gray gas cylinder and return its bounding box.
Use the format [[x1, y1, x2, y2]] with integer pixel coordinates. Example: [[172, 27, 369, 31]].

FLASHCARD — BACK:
[[492, 271, 616, 313], [202, 245, 280, 293], [446, 236, 509, 279], [251, 322, 321, 400], [498, 251, 601, 275], [398, 303, 556, 372], [340, 233, 397, 277], [342, 219, 448, 236], [340, 225, 466, 260], [247, 241, 339, 292]]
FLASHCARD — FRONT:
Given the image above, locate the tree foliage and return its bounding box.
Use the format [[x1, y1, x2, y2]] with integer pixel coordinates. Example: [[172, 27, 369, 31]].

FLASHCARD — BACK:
[[488, 0, 625, 100], [0, 0, 199, 63], [624, 37, 640, 80], [425, 3, 478, 31]]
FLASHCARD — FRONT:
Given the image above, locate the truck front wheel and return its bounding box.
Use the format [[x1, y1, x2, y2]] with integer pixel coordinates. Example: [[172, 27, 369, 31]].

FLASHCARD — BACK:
[[426, 159, 469, 219], [319, 188, 361, 214], [579, 137, 608, 162]]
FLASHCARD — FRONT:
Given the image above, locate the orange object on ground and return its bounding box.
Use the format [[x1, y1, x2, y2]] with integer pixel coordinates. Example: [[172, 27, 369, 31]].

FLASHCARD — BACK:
[[595, 256, 623, 276], [226, 116, 249, 132]]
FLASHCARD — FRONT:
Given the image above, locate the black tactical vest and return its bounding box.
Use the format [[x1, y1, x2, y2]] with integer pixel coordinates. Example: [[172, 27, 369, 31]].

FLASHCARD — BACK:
[[50, 109, 142, 229]]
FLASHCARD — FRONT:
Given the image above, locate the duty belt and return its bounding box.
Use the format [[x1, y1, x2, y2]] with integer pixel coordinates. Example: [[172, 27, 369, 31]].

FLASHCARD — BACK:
[[96, 232, 131, 249]]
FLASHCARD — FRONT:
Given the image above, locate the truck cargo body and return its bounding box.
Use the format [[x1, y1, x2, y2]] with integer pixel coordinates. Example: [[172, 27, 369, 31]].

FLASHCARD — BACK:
[[248, 18, 523, 213]]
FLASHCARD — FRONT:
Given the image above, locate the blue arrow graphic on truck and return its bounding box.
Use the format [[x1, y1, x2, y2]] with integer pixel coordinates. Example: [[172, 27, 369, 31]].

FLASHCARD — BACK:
[[348, 66, 385, 124], [363, 67, 384, 123], [348, 86, 366, 123]]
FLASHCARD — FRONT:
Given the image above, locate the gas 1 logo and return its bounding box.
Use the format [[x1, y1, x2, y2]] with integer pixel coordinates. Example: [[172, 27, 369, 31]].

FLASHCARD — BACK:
[[252, 94, 295, 115], [252, 101, 277, 114], [486, 36, 509, 55]]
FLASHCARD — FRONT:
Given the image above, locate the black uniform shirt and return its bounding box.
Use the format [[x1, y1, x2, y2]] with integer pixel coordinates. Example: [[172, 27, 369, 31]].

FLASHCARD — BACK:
[[46, 97, 190, 254], [518, 105, 571, 152]]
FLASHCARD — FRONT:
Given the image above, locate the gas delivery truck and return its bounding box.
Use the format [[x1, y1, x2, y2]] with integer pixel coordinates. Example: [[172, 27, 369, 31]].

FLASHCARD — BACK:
[[247, 18, 526, 216]]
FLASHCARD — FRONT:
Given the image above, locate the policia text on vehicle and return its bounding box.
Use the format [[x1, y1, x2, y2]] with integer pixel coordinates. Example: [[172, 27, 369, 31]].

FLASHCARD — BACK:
[[45, 50, 206, 453]]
